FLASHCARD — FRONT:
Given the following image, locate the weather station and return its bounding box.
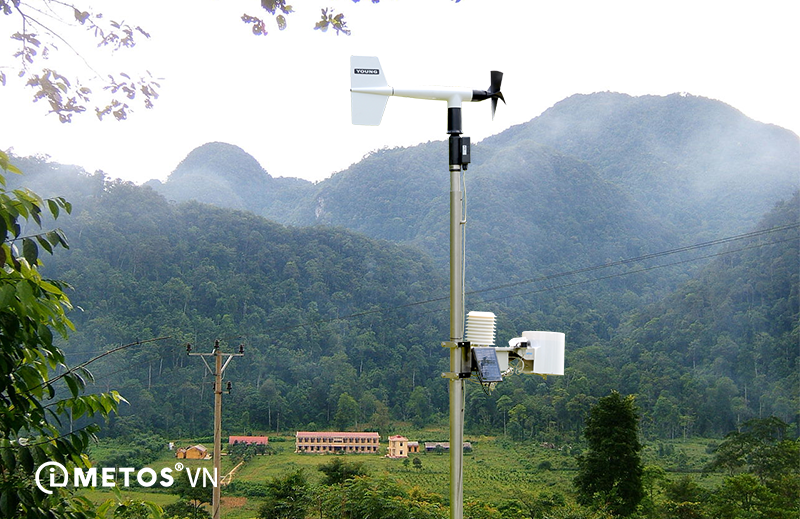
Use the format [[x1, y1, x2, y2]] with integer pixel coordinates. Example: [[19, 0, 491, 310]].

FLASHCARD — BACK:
[[350, 57, 565, 519]]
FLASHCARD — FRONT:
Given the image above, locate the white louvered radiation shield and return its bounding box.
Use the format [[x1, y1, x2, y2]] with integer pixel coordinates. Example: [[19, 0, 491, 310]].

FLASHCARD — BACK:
[[464, 311, 496, 346]]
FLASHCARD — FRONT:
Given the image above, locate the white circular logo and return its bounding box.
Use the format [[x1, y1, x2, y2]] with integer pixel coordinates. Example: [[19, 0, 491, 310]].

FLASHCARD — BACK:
[[34, 461, 69, 495]]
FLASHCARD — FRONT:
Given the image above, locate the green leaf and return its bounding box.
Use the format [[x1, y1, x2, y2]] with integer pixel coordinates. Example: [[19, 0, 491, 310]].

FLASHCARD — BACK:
[[54, 228, 69, 249], [47, 199, 59, 219], [0, 448, 15, 471], [96, 499, 115, 517], [64, 374, 79, 398], [0, 214, 6, 241], [0, 151, 21, 175], [0, 490, 18, 518], [46, 230, 60, 247], [18, 447, 33, 473], [36, 235, 53, 254], [22, 238, 38, 264], [32, 446, 47, 465]]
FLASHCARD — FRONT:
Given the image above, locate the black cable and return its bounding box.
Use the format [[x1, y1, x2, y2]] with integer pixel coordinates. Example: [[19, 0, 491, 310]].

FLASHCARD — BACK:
[[472, 237, 798, 306], [224, 226, 799, 340], [62, 224, 799, 357]]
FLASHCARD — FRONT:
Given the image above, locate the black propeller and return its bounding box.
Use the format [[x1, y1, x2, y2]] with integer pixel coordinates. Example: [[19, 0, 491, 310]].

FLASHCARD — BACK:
[[472, 71, 505, 119], [489, 71, 505, 119]]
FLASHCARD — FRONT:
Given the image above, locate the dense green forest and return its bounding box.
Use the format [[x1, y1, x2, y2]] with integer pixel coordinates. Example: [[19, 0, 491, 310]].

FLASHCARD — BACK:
[[6, 155, 797, 445], [3, 94, 797, 445], [19, 169, 450, 437]]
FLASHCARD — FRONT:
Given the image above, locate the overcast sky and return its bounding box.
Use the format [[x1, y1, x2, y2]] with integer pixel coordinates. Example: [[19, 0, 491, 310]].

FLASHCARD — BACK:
[[1, 0, 798, 184]]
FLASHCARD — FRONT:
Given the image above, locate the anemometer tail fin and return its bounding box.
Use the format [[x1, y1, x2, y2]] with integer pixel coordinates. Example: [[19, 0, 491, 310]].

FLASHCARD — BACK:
[[352, 92, 389, 126], [351, 56, 390, 126]]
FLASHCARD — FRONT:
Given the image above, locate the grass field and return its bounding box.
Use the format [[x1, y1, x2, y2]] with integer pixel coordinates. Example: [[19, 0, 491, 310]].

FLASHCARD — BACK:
[[80, 434, 720, 519]]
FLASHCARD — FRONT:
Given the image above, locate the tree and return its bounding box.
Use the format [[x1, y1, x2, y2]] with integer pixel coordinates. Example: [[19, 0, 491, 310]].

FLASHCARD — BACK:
[[704, 417, 800, 518], [705, 417, 799, 483], [0, 155, 126, 518], [0, 1, 396, 121], [318, 457, 367, 486], [709, 473, 772, 519], [1, 0, 159, 121], [407, 386, 433, 428], [258, 469, 310, 519], [496, 395, 512, 437], [334, 392, 359, 430], [163, 499, 211, 519], [318, 474, 446, 519], [173, 470, 213, 519], [574, 391, 644, 517]]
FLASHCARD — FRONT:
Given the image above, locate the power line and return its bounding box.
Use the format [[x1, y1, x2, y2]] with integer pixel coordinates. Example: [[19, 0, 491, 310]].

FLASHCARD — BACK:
[[231, 224, 799, 339], [71, 226, 799, 383], [472, 236, 798, 306], [466, 222, 800, 298], [26, 336, 172, 394]]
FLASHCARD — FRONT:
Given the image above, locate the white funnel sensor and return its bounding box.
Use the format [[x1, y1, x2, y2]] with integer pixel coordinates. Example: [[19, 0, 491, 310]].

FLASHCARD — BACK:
[[522, 331, 565, 376], [464, 311, 496, 346]]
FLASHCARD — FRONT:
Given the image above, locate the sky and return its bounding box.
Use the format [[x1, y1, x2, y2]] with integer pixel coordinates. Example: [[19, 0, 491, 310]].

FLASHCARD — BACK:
[[1, 0, 798, 185]]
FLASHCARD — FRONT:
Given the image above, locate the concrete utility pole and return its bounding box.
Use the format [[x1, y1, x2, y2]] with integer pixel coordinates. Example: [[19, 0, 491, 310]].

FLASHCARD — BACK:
[[187, 340, 244, 519]]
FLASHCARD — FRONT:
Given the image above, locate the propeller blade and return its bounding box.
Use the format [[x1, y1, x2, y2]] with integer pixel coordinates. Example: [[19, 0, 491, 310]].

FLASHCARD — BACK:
[[490, 71, 503, 94], [470, 70, 505, 118], [489, 71, 504, 119]]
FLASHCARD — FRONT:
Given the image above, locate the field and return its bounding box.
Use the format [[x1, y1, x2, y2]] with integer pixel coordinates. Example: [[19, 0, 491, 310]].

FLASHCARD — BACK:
[[80, 434, 721, 519]]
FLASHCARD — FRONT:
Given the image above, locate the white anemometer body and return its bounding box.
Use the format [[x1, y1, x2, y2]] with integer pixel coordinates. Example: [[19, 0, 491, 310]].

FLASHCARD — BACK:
[[350, 56, 503, 126]]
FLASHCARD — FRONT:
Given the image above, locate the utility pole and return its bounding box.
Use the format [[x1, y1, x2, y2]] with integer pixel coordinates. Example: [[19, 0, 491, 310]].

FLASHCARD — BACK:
[[187, 340, 244, 519]]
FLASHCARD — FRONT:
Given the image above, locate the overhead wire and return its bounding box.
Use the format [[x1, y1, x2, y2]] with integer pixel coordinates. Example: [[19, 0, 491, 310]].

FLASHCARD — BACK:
[[240, 223, 799, 337], [47, 222, 799, 371], [472, 236, 798, 306]]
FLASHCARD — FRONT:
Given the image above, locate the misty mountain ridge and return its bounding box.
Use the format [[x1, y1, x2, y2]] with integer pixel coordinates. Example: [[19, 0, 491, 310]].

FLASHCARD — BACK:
[[486, 92, 799, 238], [146, 141, 316, 222], [149, 92, 798, 242], [145, 92, 798, 297]]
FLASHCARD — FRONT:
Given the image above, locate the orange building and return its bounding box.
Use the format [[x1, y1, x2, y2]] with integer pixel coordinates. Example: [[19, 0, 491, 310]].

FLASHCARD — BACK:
[[175, 444, 208, 459], [296, 432, 380, 454]]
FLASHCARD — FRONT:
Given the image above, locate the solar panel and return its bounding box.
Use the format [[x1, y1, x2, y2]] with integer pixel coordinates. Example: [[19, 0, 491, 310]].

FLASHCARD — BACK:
[[472, 347, 502, 383]]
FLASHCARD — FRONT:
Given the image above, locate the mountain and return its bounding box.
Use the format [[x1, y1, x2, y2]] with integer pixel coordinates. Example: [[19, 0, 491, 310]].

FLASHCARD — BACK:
[[293, 139, 677, 297], [149, 93, 798, 291], [147, 142, 316, 222], [486, 92, 799, 239]]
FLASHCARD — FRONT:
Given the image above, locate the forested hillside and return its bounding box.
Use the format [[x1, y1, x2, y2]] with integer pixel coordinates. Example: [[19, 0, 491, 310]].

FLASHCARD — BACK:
[[4, 92, 797, 442], [10, 160, 450, 437], [147, 93, 798, 324], [6, 153, 798, 441], [616, 194, 799, 436]]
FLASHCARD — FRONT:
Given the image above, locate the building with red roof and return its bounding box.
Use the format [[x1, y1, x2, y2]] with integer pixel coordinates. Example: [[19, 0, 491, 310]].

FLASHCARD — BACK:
[[296, 431, 380, 454]]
